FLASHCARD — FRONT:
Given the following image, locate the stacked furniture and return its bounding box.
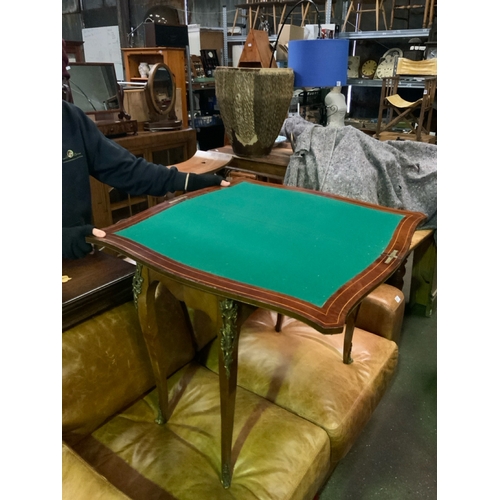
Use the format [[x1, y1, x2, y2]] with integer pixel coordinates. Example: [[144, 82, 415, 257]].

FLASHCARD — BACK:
[[62, 251, 404, 499], [231, 0, 336, 35]]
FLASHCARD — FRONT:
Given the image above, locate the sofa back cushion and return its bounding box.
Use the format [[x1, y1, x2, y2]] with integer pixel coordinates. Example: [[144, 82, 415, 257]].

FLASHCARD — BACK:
[[63, 286, 196, 445]]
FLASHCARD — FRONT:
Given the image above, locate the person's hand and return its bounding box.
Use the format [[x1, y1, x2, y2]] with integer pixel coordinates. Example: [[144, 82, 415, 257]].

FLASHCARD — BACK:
[[62, 225, 94, 259], [186, 173, 230, 191], [92, 228, 106, 238], [62, 226, 107, 259]]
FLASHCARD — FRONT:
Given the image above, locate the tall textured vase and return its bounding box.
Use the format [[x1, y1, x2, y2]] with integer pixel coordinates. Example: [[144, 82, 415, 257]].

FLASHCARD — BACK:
[[215, 67, 294, 158]]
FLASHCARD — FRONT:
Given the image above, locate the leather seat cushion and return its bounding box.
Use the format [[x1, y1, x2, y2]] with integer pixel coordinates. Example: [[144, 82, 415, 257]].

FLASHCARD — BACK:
[[63, 295, 195, 446], [63, 442, 131, 500], [202, 309, 398, 465], [72, 363, 330, 500]]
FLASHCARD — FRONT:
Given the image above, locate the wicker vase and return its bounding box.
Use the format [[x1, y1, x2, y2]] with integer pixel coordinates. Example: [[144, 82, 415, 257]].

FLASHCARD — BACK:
[[215, 67, 294, 158]]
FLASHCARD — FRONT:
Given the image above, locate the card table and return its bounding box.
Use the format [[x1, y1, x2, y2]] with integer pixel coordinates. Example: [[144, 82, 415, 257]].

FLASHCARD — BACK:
[[88, 179, 425, 487]]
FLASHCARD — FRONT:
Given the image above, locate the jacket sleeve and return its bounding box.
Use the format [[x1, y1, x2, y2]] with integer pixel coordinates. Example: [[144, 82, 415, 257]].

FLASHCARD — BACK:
[[67, 103, 225, 195], [75, 109, 189, 196]]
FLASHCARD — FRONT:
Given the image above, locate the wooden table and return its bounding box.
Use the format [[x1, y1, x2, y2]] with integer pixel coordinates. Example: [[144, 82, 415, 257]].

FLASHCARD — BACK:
[[212, 143, 293, 181], [88, 179, 424, 488], [174, 149, 233, 175]]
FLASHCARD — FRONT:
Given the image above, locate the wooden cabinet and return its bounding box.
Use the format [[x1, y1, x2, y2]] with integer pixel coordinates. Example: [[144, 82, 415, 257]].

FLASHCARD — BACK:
[[121, 47, 188, 128], [90, 128, 197, 229], [65, 40, 85, 63]]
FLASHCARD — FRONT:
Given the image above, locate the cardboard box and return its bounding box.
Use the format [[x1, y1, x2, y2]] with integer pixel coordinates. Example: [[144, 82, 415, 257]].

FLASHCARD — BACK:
[[189, 25, 224, 68], [123, 89, 149, 123], [200, 29, 224, 64], [276, 24, 304, 62]]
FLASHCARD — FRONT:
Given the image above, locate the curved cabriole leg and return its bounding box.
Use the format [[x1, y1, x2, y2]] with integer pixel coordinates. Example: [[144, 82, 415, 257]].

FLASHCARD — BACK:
[[218, 298, 239, 488], [217, 298, 255, 488], [343, 303, 361, 364], [137, 277, 170, 424]]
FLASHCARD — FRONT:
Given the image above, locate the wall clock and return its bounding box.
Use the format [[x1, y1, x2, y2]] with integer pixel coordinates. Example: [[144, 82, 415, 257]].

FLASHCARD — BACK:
[[348, 56, 360, 78], [425, 45, 437, 60], [200, 49, 219, 77], [374, 48, 403, 79], [361, 59, 378, 79]]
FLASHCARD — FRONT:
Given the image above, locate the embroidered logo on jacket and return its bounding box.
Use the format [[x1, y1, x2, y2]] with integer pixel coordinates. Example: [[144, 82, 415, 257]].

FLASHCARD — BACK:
[[63, 149, 83, 162]]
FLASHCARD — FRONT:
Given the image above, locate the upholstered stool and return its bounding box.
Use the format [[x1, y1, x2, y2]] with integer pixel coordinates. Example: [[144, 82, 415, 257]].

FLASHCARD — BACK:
[[202, 308, 399, 469]]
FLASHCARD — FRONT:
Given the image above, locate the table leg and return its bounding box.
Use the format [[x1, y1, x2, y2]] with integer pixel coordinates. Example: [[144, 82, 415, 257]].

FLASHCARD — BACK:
[[275, 312, 284, 332], [301, 4, 310, 27], [216, 298, 255, 488], [135, 266, 194, 425], [136, 268, 169, 424], [343, 303, 361, 364], [217, 298, 239, 488]]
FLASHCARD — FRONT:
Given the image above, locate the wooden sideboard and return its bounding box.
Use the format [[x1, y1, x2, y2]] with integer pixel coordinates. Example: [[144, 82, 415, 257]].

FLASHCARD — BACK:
[[90, 128, 197, 229]]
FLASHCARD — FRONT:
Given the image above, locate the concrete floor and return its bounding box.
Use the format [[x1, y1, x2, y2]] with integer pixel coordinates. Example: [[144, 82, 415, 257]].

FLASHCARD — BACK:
[[318, 306, 437, 499]]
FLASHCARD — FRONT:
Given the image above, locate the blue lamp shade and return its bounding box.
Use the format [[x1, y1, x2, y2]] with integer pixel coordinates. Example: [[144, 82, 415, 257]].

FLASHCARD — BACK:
[[288, 39, 349, 87]]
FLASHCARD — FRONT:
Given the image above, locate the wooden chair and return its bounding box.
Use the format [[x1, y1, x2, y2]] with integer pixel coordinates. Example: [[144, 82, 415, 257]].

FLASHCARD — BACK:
[[342, 0, 388, 32], [389, 0, 431, 30], [231, 3, 256, 36], [232, 1, 336, 35], [426, 0, 436, 28], [375, 57, 437, 142], [232, 2, 286, 36]]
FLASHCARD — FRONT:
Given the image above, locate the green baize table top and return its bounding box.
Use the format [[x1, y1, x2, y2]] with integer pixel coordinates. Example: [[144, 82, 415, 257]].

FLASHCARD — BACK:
[[115, 181, 408, 309]]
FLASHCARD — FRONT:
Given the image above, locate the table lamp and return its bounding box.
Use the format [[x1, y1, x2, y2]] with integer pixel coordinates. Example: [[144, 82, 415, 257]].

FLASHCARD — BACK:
[[288, 38, 349, 88], [288, 37, 349, 122]]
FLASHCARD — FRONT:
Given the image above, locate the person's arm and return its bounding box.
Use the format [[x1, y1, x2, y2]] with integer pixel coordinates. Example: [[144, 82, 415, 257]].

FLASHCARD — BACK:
[[72, 105, 226, 195], [62, 102, 228, 260]]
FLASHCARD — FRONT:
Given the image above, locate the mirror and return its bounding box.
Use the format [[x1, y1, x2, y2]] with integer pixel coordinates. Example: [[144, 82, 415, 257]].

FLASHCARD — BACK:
[[144, 63, 182, 131], [67, 62, 137, 137], [68, 63, 122, 115]]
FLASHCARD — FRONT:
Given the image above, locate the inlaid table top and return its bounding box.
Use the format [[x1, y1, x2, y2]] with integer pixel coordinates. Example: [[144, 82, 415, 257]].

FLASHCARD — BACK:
[[90, 179, 425, 332]]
